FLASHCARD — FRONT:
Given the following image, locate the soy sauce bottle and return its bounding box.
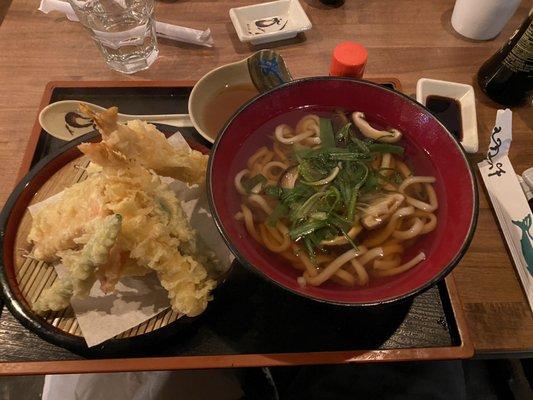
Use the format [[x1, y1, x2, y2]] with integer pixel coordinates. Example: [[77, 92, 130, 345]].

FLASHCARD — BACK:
[[477, 13, 533, 106]]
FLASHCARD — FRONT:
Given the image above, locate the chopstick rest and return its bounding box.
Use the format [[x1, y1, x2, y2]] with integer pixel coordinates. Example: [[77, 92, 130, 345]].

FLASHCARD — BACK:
[[477, 109, 533, 312], [38, 0, 214, 47]]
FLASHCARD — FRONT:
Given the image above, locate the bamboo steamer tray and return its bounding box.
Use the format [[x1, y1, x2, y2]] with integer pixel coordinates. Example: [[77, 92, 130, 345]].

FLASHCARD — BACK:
[[1, 131, 209, 355]]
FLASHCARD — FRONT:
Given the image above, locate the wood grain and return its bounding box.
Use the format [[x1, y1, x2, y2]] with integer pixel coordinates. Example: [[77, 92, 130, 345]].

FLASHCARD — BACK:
[[0, 0, 531, 357], [0, 0, 12, 27]]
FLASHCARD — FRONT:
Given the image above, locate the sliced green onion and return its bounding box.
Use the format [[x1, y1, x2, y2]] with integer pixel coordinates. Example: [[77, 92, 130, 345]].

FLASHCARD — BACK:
[[264, 185, 282, 197], [266, 203, 289, 227], [301, 166, 340, 186], [367, 143, 405, 155], [298, 159, 332, 182], [339, 226, 359, 251], [319, 118, 335, 148], [291, 191, 325, 221], [310, 211, 328, 220], [347, 187, 359, 222], [327, 152, 370, 162], [289, 219, 328, 241], [280, 185, 315, 207], [303, 237, 317, 261], [349, 136, 370, 153], [335, 122, 352, 143], [325, 186, 341, 213], [362, 170, 380, 192], [243, 174, 267, 193], [329, 213, 352, 232]]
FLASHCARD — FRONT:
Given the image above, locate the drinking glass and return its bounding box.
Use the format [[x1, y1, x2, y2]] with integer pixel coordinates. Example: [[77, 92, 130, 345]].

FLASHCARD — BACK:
[[68, 0, 159, 74]]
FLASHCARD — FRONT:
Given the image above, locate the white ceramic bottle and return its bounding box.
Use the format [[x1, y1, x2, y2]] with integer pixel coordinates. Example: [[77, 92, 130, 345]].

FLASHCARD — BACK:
[[451, 0, 521, 40]]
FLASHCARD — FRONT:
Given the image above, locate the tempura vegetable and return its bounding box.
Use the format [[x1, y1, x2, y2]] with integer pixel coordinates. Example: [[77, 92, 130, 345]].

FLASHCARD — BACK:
[[33, 214, 122, 313]]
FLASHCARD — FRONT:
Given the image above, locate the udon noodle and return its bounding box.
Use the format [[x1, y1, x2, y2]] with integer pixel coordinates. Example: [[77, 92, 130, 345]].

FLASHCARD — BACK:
[[234, 111, 438, 288]]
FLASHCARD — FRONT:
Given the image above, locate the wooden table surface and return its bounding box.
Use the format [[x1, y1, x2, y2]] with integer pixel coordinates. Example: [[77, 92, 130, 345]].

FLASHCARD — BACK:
[[0, 0, 531, 357]]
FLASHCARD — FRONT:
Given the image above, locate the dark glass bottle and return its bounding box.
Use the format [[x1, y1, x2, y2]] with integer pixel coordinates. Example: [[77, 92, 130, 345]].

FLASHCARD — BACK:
[[477, 13, 533, 106]]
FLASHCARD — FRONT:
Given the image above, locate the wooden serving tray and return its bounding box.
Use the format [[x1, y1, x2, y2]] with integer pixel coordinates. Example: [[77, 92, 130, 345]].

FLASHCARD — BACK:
[[0, 80, 473, 375]]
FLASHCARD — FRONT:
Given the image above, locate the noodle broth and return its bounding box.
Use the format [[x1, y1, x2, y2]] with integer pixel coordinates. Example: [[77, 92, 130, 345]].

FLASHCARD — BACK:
[[228, 107, 443, 290]]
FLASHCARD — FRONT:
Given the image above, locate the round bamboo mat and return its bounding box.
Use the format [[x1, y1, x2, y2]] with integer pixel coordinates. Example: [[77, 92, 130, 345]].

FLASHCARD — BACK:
[[13, 155, 180, 340]]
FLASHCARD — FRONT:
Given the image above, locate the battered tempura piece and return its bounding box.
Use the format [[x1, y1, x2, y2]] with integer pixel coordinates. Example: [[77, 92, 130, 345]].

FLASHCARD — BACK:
[[33, 214, 122, 313], [27, 174, 107, 262], [79, 105, 208, 184], [80, 141, 217, 316], [28, 107, 218, 317]]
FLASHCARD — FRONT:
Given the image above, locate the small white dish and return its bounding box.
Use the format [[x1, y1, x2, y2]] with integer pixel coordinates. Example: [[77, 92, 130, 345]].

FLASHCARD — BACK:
[[229, 0, 312, 45], [416, 78, 479, 153]]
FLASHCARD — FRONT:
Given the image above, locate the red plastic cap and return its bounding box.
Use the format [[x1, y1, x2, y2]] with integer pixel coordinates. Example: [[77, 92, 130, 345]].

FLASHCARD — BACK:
[[330, 41, 368, 78]]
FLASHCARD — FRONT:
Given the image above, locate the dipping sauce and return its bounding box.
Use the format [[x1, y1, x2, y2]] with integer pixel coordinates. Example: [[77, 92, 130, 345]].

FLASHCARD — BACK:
[[202, 83, 259, 140], [425, 95, 463, 141]]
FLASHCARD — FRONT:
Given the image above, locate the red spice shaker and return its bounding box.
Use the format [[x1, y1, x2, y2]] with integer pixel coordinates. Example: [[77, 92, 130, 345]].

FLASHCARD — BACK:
[[329, 41, 368, 78]]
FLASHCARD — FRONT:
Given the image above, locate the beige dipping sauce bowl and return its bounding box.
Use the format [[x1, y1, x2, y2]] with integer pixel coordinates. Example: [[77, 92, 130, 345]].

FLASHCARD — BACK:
[[188, 50, 292, 143]]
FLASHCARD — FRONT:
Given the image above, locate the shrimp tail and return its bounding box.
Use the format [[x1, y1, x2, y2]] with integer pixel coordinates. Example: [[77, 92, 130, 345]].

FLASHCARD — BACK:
[[78, 142, 128, 169], [79, 104, 118, 138]]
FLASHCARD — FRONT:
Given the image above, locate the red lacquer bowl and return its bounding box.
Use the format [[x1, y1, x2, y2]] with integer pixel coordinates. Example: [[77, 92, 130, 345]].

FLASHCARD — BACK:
[[208, 77, 477, 306]]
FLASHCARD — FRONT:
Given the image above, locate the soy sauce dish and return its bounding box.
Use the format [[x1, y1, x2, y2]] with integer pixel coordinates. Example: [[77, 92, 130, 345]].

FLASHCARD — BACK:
[[208, 77, 478, 306]]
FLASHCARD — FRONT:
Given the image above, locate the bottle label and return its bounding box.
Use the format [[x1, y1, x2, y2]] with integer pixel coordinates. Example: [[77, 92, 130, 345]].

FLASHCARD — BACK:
[[503, 22, 533, 73]]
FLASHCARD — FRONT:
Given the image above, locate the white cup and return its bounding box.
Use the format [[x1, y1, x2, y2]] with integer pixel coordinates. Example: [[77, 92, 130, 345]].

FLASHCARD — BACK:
[[451, 0, 521, 40]]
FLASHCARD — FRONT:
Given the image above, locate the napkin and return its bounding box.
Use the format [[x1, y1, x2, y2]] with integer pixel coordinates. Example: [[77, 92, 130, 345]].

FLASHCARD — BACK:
[[38, 0, 214, 47], [477, 109, 533, 312], [28, 131, 232, 346], [42, 370, 244, 400]]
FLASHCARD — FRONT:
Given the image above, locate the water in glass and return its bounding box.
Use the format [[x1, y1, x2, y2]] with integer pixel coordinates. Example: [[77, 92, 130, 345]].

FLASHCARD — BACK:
[[69, 0, 158, 74]]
